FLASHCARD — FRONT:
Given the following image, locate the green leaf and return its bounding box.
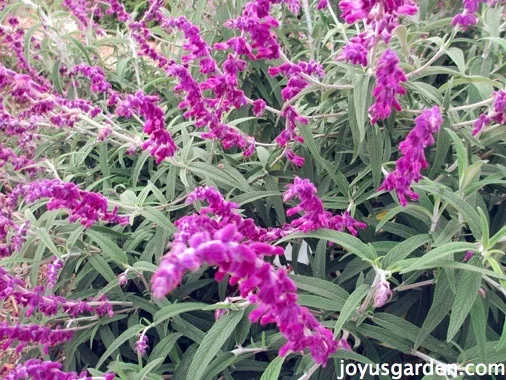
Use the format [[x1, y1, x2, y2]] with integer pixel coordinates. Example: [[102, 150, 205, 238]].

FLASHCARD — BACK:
[[333, 284, 370, 338], [375, 205, 432, 233], [415, 272, 455, 349], [291, 275, 349, 304], [469, 297, 487, 363], [88, 254, 116, 282], [96, 324, 144, 368], [134, 358, 164, 380], [141, 207, 175, 233], [447, 259, 483, 342], [153, 302, 208, 326], [187, 310, 245, 380], [446, 47, 466, 74], [498, 317, 506, 351], [277, 229, 377, 262], [353, 73, 372, 144], [297, 125, 350, 197], [367, 127, 383, 189], [446, 129, 468, 187], [398, 242, 475, 273], [260, 356, 285, 380], [148, 333, 183, 366], [404, 81, 443, 104], [188, 162, 251, 192], [52, 60, 63, 95], [34, 227, 60, 257], [477, 207, 489, 250], [232, 191, 282, 206], [313, 240, 327, 280], [383, 234, 432, 269], [87, 230, 128, 267]]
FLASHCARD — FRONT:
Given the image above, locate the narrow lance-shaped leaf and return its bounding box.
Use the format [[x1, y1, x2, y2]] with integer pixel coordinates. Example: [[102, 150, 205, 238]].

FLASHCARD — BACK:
[[447, 258, 483, 342], [187, 309, 245, 380]]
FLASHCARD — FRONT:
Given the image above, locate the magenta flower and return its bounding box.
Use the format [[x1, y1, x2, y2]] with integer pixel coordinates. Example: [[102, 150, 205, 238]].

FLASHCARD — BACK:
[[9, 179, 128, 228], [0, 143, 37, 173], [379, 106, 443, 206], [252, 99, 267, 116], [340, 34, 372, 66], [373, 281, 392, 307], [336, 337, 352, 351], [283, 177, 367, 235], [275, 106, 307, 147], [317, 0, 329, 9], [452, 0, 487, 28], [0, 266, 115, 318], [464, 250, 475, 262], [70, 64, 112, 93], [269, 60, 325, 101], [116, 91, 177, 163], [286, 150, 305, 167], [4, 359, 93, 380], [452, 12, 478, 27], [338, 0, 417, 66], [369, 49, 407, 124], [151, 185, 341, 364], [135, 334, 149, 356], [473, 91, 506, 135], [340, 0, 417, 24], [46, 256, 64, 290], [0, 323, 73, 354]]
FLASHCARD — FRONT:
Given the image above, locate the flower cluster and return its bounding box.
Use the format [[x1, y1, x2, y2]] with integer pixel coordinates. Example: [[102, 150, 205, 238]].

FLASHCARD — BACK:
[[452, 0, 486, 28], [0, 194, 29, 257], [368, 49, 407, 124], [0, 323, 73, 354], [0, 143, 37, 173], [0, 16, 46, 86], [122, 8, 256, 157], [70, 64, 112, 94], [338, 0, 418, 66], [151, 194, 338, 364], [62, 0, 104, 31], [472, 90, 506, 135], [277, 106, 308, 167], [379, 106, 443, 206], [8, 179, 128, 228], [4, 359, 115, 380], [219, 0, 297, 61], [283, 177, 366, 235], [152, 180, 365, 364], [267, 61, 325, 166], [1, 63, 100, 151], [268, 60, 325, 101], [0, 267, 114, 318], [116, 91, 178, 163]]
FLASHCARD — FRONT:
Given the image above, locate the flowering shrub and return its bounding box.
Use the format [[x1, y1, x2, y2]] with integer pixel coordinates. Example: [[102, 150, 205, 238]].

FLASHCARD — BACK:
[[1, 0, 506, 378]]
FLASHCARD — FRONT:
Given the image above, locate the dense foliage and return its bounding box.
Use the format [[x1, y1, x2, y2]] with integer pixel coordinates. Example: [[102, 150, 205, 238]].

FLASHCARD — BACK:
[[1, 0, 506, 379]]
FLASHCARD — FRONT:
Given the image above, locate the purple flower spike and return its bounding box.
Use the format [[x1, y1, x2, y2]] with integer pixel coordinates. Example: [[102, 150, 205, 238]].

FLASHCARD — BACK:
[[369, 49, 407, 124], [5, 359, 93, 380], [283, 177, 367, 235], [9, 179, 129, 228], [150, 185, 343, 365], [379, 106, 443, 206], [473, 91, 506, 135]]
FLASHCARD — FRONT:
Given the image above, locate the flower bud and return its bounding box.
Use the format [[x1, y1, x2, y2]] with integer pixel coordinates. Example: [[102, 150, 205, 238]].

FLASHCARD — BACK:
[[373, 281, 392, 308]]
